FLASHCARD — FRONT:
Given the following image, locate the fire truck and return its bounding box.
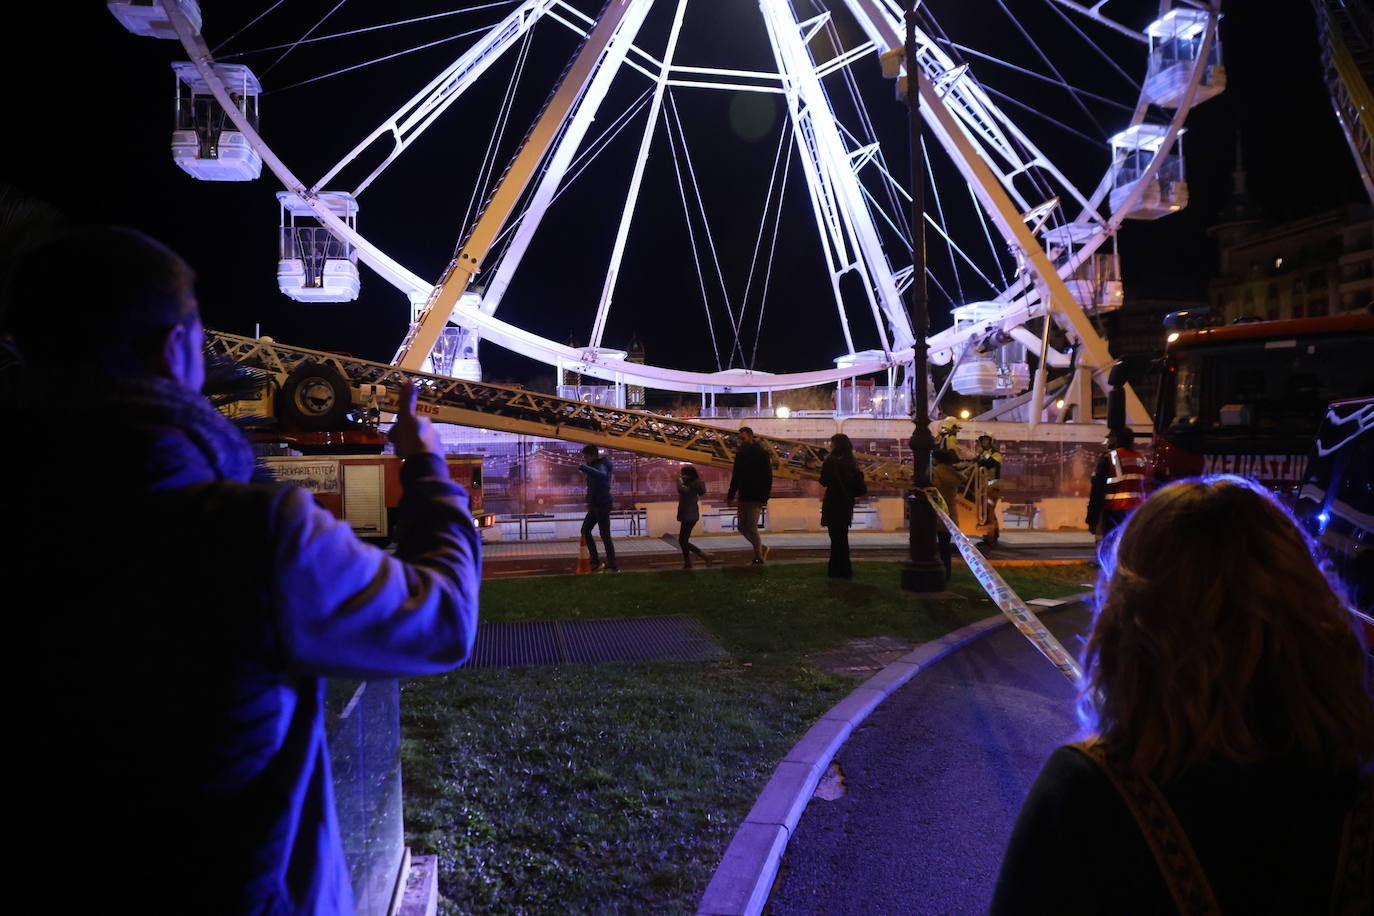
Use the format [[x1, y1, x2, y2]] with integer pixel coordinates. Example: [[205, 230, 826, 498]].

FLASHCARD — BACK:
[[216, 358, 493, 540], [1151, 313, 1374, 492]]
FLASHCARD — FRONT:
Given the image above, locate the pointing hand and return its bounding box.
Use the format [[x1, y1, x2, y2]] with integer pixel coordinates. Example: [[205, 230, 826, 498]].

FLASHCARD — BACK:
[[388, 383, 444, 458]]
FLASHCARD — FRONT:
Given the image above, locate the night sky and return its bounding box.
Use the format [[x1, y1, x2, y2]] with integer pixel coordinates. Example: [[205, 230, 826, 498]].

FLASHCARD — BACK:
[[2, 1, 1364, 385]]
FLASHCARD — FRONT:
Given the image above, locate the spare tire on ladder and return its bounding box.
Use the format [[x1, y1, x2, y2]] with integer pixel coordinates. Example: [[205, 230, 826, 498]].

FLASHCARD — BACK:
[[277, 362, 352, 431]]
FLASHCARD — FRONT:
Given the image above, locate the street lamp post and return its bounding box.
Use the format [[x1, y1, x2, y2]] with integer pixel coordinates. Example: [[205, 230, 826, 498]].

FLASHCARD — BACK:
[[901, 6, 948, 594]]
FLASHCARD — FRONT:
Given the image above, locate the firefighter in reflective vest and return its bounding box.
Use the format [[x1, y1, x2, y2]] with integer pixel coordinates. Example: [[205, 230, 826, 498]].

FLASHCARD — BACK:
[[1086, 427, 1149, 539], [974, 434, 1003, 548]]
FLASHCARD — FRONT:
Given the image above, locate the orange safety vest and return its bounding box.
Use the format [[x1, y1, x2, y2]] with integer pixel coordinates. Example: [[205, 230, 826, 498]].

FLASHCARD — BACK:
[[1104, 447, 1149, 511]]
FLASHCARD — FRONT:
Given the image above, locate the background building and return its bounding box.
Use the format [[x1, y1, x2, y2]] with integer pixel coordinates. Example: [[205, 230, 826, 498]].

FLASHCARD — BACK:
[[1208, 203, 1374, 322]]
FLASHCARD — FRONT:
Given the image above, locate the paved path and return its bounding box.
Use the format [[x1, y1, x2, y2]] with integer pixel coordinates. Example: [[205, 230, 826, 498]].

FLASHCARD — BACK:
[[766, 603, 1091, 916], [481, 531, 1096, 577]]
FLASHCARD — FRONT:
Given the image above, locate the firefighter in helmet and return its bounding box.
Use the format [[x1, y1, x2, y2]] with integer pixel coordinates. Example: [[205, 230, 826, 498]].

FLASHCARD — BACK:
[[1086, 427, 1149, 540], [974, 434, 1003, 548]]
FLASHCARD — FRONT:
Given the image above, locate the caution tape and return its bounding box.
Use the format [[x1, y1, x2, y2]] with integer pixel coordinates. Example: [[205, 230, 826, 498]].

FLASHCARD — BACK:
[[923, 488, 1084, 685]]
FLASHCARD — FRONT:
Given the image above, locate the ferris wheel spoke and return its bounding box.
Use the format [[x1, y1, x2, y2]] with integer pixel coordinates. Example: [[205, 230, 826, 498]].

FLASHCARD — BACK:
[[260, 0, 352, 79], [464, 28, 537, 239], [1034, 0, 1142, 89], [312, 0, 553, 195], [487, 87, 654, 266], [665, 93, 750, 363], [969, 180, 1013, 291], [734, 114, 796, 370], [466, 1, 655, 335], [269, 27, 498, 97], [763, 0, 909, 356], [219, 3, 520, 58], [1044, 0, 1149, 44], [212, 0, 288, 55], [923, 136, 966, 304], [662, 105, 725, 372], [589, 0, 691, 352], [935, 39, 1135, 113], [982, 0, 1109, 139]]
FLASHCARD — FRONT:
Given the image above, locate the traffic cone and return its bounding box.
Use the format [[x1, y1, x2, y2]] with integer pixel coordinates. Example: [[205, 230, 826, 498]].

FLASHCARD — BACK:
[[576, 533, 591, 574]]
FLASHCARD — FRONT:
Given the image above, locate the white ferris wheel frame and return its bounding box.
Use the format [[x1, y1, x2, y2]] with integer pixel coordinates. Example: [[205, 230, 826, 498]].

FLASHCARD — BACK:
[[157, 0, 1220, 418]]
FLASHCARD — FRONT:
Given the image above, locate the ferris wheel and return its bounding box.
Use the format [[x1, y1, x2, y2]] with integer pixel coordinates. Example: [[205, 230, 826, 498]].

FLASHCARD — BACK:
[[110, 0, 1223, 423]]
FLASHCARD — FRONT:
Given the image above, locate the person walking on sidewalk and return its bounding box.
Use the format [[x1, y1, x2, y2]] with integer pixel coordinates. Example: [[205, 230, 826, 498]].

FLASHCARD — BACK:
[[727, 426, 773, 564], [578, 444, 618, 572], [675, 464, 711, 568], [931, 448, 961, 585], [820, 433, 867, 579]]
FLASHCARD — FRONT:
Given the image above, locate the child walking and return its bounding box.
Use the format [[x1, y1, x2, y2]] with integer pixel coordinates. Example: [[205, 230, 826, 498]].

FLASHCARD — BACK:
[[676, 465, 711, 568]]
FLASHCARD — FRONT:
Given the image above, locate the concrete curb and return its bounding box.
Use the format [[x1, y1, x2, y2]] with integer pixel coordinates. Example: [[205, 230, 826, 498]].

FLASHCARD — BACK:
[[694, 595, 1089, 916]]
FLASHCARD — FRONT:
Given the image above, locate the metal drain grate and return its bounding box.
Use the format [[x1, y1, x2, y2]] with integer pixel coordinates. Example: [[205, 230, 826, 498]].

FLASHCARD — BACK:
[[466, 620, 563, 668], [464, 615, 727, 668]]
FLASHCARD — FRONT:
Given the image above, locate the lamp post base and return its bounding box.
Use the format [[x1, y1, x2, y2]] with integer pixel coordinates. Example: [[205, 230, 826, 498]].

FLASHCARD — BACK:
[[900, 561, 948, 594]]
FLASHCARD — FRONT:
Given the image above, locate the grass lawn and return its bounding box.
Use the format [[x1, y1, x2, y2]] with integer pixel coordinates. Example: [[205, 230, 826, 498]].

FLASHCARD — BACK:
[[400, 561, 1094, 915]]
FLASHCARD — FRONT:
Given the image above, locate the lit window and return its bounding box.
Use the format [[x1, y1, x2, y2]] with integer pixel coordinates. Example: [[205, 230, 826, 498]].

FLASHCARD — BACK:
[[1274, 257, 1284, 269]]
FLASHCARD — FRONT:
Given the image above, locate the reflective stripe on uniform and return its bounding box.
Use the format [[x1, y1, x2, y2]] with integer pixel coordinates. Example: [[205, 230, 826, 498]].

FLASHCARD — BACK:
[[1105, 448, 1148, 509]]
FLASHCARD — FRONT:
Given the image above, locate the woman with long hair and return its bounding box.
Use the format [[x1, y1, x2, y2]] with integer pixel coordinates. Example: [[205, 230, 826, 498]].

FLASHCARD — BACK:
[[675, 464, 710, 569], [991, 475, 1374, 914], [820, 433, 867, 579]]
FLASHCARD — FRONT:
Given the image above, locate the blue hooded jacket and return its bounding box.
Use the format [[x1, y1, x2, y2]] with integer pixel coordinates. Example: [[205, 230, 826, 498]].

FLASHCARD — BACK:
[[14, 377, 481, 915], [579, 456, 614, 509]]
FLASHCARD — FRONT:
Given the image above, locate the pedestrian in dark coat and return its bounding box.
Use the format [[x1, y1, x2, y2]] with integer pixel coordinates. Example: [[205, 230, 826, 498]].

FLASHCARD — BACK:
[[675, 464, 710, 568], [727, 426, 773, 563], [820, 433, 867, 579], [578, 444, 618, 572]]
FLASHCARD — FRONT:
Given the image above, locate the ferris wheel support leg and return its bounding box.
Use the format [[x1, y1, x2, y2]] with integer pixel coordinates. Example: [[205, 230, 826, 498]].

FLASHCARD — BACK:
[[1066, 367, 1094, 424], [1026, 314, 1053, 437], [394, 0, 653, 371]]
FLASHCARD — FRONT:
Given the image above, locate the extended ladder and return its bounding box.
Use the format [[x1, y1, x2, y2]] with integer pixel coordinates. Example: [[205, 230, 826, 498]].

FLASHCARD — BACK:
[[1316, 0, 1374, 205], [210, 330, 914, 489]]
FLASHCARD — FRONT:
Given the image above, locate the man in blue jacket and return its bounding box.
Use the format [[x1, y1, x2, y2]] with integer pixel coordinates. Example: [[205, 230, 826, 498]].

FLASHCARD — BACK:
[[578, 443, 618, 572], [5, 226, 481, 915]]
